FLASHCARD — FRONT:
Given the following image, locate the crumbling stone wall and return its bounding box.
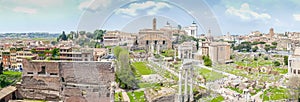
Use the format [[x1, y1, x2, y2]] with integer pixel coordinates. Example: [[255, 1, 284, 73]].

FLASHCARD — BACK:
[[20, 59, 114, 101], [19, 59, 61, 101]]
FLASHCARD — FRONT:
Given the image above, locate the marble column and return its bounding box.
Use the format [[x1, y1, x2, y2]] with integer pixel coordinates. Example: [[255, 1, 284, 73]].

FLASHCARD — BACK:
[[189, 67, 194, 101], [184, 68, 188, 102], [178, 67, 182, 102]]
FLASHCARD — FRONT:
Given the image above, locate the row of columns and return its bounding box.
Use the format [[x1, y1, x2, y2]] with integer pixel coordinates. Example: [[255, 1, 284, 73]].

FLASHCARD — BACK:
[[178, 61, 194, 102]]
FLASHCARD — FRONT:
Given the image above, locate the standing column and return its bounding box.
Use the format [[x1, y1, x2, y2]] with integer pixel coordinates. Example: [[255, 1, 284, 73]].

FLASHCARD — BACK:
[[189, 67, 194, 101], [189, 50, 192, 59], [178, 67, 182, 102], [184, 68, 188, 102], [151, 42, 154, 54], [178, 49, 181, 59], [174, 48, 176, 62]]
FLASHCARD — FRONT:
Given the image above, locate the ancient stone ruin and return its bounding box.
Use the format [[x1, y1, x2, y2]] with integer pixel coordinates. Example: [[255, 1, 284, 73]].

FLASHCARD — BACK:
[[18, 59, 115, 101]]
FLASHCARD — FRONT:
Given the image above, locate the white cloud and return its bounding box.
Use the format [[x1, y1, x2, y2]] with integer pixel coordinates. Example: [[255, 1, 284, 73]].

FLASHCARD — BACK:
[[116, 1, 171, 17], [11, 0, 64, 8], [13, 7, 37, 14], [226, 3, 271, 20], [79, 0, 111, 11], [293, 14, 300, 21]]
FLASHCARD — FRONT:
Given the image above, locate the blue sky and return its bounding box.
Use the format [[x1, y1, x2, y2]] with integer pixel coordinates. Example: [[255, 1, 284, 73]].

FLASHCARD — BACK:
[[0, 0, 300, 35]]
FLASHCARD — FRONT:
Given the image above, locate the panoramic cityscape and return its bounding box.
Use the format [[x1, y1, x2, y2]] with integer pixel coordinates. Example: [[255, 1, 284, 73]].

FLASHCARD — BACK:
[[0, 0, 300, 102]]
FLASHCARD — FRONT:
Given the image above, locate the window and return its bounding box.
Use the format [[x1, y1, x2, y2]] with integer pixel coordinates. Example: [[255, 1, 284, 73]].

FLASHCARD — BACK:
[[163, 41, 166, 45], [294, 69, 296, 74], [50, 73, 58, 75], [27, 72, 33, 74], [61, 77, 65, 82], [38, 66, 46, 74], [298, 70, 300, 74]]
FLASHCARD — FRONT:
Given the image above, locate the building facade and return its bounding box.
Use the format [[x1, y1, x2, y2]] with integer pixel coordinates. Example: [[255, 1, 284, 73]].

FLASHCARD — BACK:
[[288, 47, 300, 76], [137, 18, 173, 52]]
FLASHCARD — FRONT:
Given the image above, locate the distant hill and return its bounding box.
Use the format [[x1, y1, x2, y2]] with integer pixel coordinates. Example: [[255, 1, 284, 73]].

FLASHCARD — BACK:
[[0, 32, 60, 39]]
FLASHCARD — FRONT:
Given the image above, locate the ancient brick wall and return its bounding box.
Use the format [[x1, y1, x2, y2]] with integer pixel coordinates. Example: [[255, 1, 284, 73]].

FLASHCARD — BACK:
[[20, 59, 114, 101]]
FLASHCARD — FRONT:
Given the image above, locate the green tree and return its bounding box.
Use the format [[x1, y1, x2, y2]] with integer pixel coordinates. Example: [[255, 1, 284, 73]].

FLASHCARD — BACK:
[[61, 31, 67, 41], [114, 46, 123, 59], [67, 33, 73, 40], [94, 29, 105, 41], [265, 44, 271, 52], [0, 62, 3, 74], [95, 42, 101, 48], [79, 31, 86, 35], [284, 56, 289, 65], [252, 46, 259, 52], [51, 48, 60, 58], [203, 56, 212, 67], [270, 46, 277, 50], [117, 50, 137, 89], [273, 61, 281, 67], [272, 42, 278, 46]]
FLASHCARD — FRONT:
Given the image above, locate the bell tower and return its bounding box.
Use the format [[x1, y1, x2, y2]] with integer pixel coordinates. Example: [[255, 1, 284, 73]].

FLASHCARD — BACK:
[[153, 18, 157, 30]]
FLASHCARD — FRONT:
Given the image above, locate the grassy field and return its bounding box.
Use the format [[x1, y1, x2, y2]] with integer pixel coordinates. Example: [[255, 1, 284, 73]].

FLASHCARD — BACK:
[[228, 87, 243, 94], [198, 68, 226, 82], [133, 50, 146, 53], [260, 87, 290, 101], [274, 68, 288, 74], [235, 60, 273, 68], [127, 91, 145, 102], [132, 62, 152, 75], [0, 71, 22, 88], [138, 82, 161, 88], [214, 65, 282, 83], [211, 96, 224, 102]]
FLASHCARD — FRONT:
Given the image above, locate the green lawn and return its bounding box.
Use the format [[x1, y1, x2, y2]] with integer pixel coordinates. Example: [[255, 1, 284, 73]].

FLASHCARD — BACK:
[[228, 87, 243, 94], [0, 71, 22, 88], [132, 62, 153, 75], [274, 68, 288, 74], [161, 49, 174, 57], [164, 71, 179, 81], [199, 68, 226, 82], [235, 60, 273, 68], [211, 96, 224, 102], [127, 91, 145, 102], [133, 50, 146, 53], [138, 82, 161, 88], [214, 65, 282, 83], [260, 87, 290, 101]]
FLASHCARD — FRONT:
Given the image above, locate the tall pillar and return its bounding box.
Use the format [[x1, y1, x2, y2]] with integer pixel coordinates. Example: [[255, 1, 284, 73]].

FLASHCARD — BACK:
[[189, 67, 194, 101], [178, 67, 182, 102], [151, 42, 154, 54], [178, 49, 181, 59], [153, 18, 157, 30], [184, 68, 188, 102], [174, 48, 177, 62], [157, 44, 160, 54]]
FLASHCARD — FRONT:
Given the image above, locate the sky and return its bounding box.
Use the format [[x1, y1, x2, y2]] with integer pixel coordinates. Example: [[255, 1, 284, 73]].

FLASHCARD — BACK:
[[0, 0, 300, 35]]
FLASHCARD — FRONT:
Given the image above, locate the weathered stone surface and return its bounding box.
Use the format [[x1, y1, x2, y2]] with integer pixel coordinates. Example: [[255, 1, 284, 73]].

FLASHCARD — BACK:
[[20, 59, 114, 101], [145, 87, 176, 102], [65, 96, 87, 102]]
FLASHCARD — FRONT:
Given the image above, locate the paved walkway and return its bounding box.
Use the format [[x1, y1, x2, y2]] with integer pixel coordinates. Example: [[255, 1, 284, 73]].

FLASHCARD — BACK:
[[122, 90, 130, 102]]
